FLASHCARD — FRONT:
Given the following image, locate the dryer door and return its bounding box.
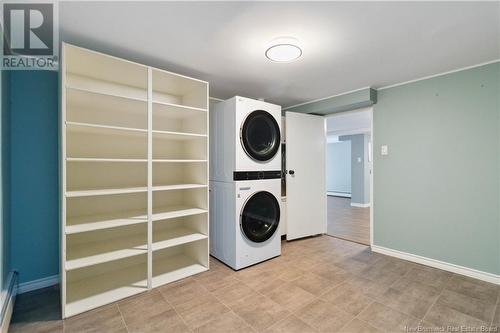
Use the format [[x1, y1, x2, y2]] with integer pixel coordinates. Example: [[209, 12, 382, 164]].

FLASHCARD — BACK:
[[240, 191, 280, 243], [240, 110, 281, 162]]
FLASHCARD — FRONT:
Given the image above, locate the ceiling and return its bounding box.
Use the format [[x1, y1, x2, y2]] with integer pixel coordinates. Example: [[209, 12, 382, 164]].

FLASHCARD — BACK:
[[326, 107, 372, 136], [59, 1, 500, 107]]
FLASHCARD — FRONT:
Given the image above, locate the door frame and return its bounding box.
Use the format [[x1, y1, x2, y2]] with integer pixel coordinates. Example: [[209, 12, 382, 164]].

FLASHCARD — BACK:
[[324, 107, 374, 246]]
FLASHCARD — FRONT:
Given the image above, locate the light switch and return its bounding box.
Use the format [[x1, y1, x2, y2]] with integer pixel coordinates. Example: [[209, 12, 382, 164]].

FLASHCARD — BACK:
[[357, 157, 362, 163], [381, 145, 389, 156]]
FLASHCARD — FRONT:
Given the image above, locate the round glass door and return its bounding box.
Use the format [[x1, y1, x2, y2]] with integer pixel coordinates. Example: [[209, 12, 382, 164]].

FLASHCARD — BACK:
[[241, 110, 281, 162], [240, 191, 280, 243]]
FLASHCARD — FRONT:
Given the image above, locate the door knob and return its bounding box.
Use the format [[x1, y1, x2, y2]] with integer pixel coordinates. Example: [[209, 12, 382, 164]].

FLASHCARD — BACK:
[[288, 170, 295, 175]]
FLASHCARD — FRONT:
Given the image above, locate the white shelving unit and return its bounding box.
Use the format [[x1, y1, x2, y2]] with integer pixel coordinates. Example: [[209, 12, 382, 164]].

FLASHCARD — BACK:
[[61, 43, 209, 318]]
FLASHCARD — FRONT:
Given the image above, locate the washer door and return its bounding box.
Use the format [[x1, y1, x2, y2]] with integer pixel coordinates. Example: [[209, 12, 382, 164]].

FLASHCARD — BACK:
[[241, 191, 280, 243], [241, 110, 281, 162]]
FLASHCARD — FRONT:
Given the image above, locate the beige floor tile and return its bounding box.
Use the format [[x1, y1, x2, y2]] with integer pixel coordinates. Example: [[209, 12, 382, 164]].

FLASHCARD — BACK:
[[358, 265, 403, 285], [194, 268, 239, 292], [376, 287, 435, 319], [423, 302, 489, 329], [229, 293, 289, 332], [339, 318, 382, 333], [235, 261, 270, 277], [274, 265, 307, 282], [347, 248, 384, 265], [11, 235, 500, 333], [296, 299, 354, 332], [118, 290, 171, 323], [253, 276, 288, 295], [234, 268, 281, 290], [357, 301, 420, 332], [267, 282, 316, 313], [309, 264, 351, 285], [292, 253, 328, 270], [159, 277, 210, 307], [125, 308, 190, 333], [264, 315, 317, 333], [118, 290, 189, 332], [405, 266, 452, 290], [291, 272, 335, 296], [193, 311, 255, 333], [390, 276, 441, 299], [435, 289, 496, 323], [211, 280, 256, 307], [331, 258, 368, 275], [344, 275, 394, 300], [173, 292, 230, 329], [63, 304, 126, 333], [376, 257, 416, 275], [320, 282, 373, 315], [445, 274, 499, 304], [492, 297, 500, 328]]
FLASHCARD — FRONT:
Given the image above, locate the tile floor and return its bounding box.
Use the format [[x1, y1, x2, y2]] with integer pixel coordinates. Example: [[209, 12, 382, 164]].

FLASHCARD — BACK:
[[327, 196, 370, 245], [9, 236, 500, 333]]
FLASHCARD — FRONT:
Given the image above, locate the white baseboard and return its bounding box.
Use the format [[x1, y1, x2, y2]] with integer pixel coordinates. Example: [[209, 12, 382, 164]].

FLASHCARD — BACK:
[[18, 275, 59, 294], [1, 272, 18, 333], [351, 202, 370, 208], [371, 245, 500, 285], [327, 192, 351, 198]]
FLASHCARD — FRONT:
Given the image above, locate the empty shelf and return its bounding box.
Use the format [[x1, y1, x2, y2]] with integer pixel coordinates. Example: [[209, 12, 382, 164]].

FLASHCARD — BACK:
[[66, 186, 147, 198], [66, 211, 147, 234], [153, 228, 207, 251], [152, 206, 207, 221], [66, 234, 147, 271], [66, 261, 147, 317], [66, 121, 147, 135], [152, 254, 207, 288], [66, 121, 148, 133], [153, 159, 207, 163], [66, 85, 147, 103], [153, 184, 207, 192], [66, 158, 148, 163], [153, 101, 207, 113], [153, 130, 207, 140]]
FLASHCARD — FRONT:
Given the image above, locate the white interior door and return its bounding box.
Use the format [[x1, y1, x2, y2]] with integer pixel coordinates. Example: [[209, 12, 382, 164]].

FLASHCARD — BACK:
[[285, 112, 326, 240]]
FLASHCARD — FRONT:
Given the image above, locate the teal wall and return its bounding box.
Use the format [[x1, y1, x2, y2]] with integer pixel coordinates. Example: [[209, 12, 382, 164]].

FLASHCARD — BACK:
[[1, 70, 12, 290], [373, 62, 500, 275], [9, 71, 59, 284], [326, 141, 351, 194]]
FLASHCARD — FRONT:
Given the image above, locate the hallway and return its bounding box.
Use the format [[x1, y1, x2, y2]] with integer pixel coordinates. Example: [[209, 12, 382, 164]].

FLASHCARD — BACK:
[[327, 196, 370, 245]]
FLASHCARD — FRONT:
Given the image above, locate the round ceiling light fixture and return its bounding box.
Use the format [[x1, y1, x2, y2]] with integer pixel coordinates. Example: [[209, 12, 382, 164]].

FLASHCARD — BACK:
[[265, 37, 302, 63]]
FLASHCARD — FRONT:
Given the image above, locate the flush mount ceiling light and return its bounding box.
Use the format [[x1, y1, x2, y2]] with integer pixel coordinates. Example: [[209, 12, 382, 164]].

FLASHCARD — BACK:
[[265, 37, 302, 63]]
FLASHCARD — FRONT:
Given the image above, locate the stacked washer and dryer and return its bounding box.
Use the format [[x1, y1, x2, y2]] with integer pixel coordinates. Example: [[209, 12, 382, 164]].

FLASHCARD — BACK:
[[209, 96, 282, 270]]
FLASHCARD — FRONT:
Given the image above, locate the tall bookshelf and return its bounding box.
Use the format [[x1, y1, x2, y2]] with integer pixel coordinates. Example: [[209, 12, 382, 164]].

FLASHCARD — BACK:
[[61, 44, 209, 318]]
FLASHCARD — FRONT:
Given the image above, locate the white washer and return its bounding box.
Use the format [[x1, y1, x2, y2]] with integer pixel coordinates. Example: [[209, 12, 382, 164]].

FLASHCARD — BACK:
[[210, 96, 282, 182], [209, 179, 281, 270]]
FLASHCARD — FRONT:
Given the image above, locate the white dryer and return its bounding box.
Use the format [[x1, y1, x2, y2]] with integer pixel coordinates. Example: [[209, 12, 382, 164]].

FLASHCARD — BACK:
[[209, 178, 281, 270], [210, 96, 282, 182]]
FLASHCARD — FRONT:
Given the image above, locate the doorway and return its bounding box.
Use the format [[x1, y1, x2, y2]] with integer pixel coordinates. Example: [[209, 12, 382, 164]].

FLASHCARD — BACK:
[[325, 108, 372, 245]]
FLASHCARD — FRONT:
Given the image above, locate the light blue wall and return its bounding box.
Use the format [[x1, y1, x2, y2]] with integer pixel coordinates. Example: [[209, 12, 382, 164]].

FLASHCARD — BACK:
[[374, 62, 500, 275], [326, 141, 351, 194], [341, 134, 370, 205], [363, 134, 371, 204], [9, 71, 59, 284]]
